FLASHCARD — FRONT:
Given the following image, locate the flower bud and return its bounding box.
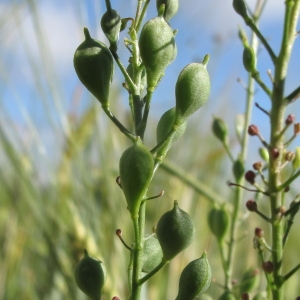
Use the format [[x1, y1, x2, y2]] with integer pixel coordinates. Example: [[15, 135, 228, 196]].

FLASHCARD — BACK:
[[262, 261, 274, 273], [245, 170, 255, 184], [248, 124, 259, 136], [254, 227, 264, 238], [246, 200, 257, 212], [285, 114, 295, 125], [233, 0, 249, 18], [101, 8, 121, 52], [253, 161, 263, 171]]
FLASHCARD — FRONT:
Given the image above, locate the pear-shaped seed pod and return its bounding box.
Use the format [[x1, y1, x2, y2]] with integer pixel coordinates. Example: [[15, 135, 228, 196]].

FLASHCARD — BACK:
[[156, 200, 195, 261], [139, 13, 177, 90], [208, 206, 230, 242], [243, 45, 256, 74], [175, 252, 212, 300], [239, 268, 260, 294], [100, 8, 121, 52], [212, 117, 228, 144], [119, 138, 154, 218], [156, 107, 187, 154], [175, 57, 210, 125], [156, 0, 179, 21], [142, 235, 163, 273], [74, 28, 114, 108], [74, 249, 106, 300]]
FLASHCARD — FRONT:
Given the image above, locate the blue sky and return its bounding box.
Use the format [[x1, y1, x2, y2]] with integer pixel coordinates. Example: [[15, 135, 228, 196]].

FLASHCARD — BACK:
[[1, 0, 300, 165]]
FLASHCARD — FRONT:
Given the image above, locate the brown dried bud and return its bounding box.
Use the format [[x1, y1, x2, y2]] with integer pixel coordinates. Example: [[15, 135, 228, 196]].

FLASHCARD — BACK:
[[246, 200, 257, 212], [270, 148, 280, 159], [116, 229, 122, 236], [285, 114, 295, 125], [245, 170, 256, 184], [253, 161, 263, 171], [262, 261, 274, 273], [285, 151, 295, 162], [255, 227, 264, 238], [294, 123, 300, 136], [112, 297, 120, 300], [241, 293, 250, 300], [248, 124, 259, 136]]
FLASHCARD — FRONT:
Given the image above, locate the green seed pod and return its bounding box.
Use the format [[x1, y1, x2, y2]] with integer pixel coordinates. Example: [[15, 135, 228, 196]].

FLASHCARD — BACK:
[[239, 268, 260, 294], [74, 28, 114, 108], [212, 117, 228, 144], [218, 291, 237, 300], [74, 249, 106, 300], [175, 252, 212, 300], [100, 8, 121, 52], [139, 9, 177, 90], [156, 200, 195, 261], [142, 235, 163, 273], [175, 57, 210, 125], [208, 205, 229, 242], [292, 146, 300, 170], [233, 0, 249, 19], [156, 107, 187, 155], [156, 0, 179, 21], [119, 138, 154, 218], [259, 147, 269, 162], [243, 45, 256, 74], [233, 158, 245, 181]]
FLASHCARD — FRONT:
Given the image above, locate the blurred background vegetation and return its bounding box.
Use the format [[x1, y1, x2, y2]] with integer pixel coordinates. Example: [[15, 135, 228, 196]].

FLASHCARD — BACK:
[[1, 0, 300, 299]]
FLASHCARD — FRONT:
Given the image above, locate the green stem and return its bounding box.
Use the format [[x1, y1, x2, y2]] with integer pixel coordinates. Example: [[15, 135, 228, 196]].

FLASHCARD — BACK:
[[139, 259, 169, 285], [267, 1, 300, 298], [130, 215, 143, 300], [102, 106, 136, 141], [136, 89, 153, 139], [244, 17, 277, 63], [224, 9, 259, 291], [104, 0, 112, 12]]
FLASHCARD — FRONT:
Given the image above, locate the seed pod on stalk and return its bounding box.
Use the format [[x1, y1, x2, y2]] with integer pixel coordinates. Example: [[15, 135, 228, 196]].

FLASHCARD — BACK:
[[139, 5, 177, 90], [156, 200, 195, 261], [175, 252, 212, 300], [74, 249, 106, 300], [74, 28, 114, 107], [156, 0, 179, 21], [175, 56, 210, 125], [119, 138, 154, 218]]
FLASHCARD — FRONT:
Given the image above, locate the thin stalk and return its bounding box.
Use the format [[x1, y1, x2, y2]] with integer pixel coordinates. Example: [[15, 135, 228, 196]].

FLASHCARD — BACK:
[[225, 9, 259, 291], [102, 106, 136, 141], [130, 215, 143, 300]]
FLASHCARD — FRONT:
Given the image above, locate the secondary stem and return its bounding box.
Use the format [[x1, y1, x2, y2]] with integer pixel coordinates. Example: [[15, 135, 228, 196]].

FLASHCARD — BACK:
[[268, 1, 300, 298]]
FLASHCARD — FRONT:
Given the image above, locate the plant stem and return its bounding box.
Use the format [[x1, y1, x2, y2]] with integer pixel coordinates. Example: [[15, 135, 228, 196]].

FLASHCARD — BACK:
[[224, 7, 260, 291], [267, 1, 300, 298]]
